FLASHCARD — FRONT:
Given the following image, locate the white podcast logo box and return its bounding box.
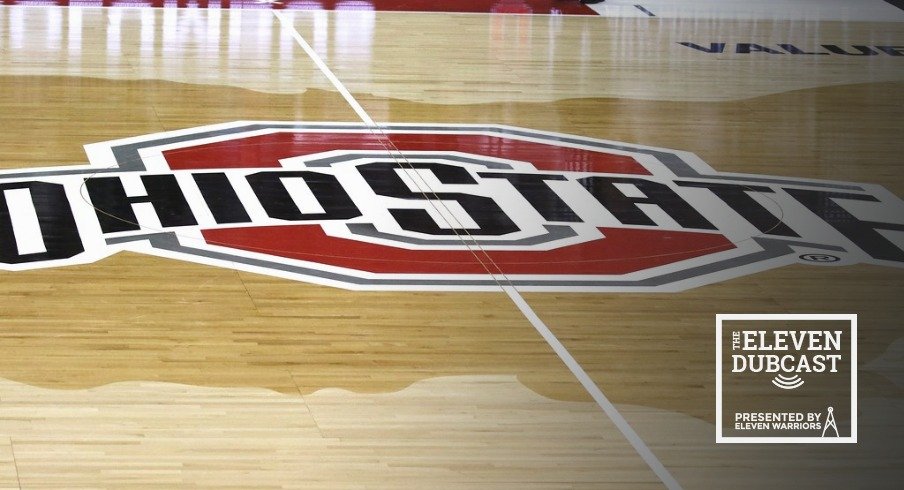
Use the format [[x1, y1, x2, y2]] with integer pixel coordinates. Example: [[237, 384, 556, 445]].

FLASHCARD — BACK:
[[716, 314, 857, 443]]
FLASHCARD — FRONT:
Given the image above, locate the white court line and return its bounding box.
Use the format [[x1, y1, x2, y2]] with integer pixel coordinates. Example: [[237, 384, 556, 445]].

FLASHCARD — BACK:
[[273, 10, 374, 127], [272, 9, 681, 490], [503, 286, 681, 490]]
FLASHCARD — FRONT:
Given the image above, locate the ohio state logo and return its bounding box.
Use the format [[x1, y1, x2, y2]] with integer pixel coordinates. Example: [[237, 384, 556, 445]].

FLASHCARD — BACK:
[[1, 122, 902, 291]]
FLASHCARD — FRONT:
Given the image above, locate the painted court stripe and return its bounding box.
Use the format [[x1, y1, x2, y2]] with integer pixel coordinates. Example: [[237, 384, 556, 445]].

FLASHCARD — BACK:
[[503, 286, 681, 490], [272, 10, 375, 128], [273, 10, 682, 490]]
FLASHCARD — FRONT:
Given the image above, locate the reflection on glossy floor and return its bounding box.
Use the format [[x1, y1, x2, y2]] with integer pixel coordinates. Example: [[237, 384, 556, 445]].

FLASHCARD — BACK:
[[0, 3, 902, 489], [3, 0, 598, 15]]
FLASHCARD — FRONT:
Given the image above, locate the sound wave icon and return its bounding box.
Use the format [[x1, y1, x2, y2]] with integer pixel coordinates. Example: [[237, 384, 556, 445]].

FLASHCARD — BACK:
[[772, 374, 805, 390]]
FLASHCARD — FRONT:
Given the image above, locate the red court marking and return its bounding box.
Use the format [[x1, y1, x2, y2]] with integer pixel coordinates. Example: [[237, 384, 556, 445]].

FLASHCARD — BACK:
[[163, 132, 648, 175], [5, 0, 597, 15], [202, 225, 735, 275]]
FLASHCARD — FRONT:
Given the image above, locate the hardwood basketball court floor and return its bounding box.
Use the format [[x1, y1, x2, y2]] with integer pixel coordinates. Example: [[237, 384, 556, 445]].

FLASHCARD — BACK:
[[0, 1, 902, 488]]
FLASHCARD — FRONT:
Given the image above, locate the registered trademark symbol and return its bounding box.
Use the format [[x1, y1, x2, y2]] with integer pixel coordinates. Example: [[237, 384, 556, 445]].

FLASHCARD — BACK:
[[799, 253, 841, 263]]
